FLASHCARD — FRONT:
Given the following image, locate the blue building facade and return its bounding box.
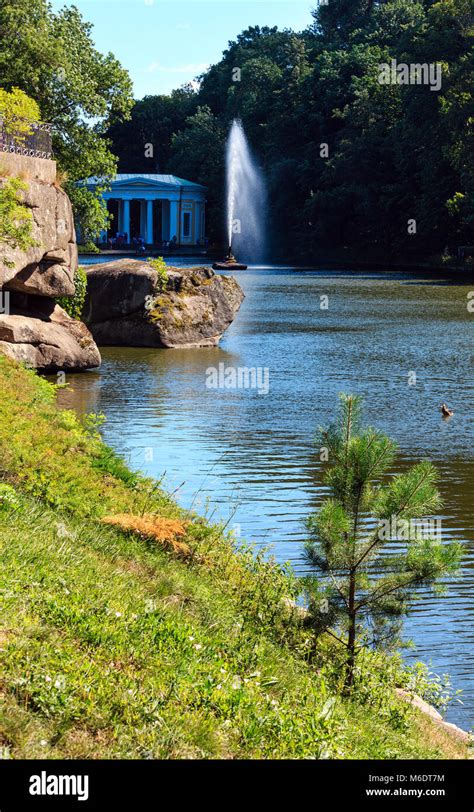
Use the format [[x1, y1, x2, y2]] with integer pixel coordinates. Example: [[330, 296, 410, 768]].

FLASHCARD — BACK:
[[84, 174, 207, 247]]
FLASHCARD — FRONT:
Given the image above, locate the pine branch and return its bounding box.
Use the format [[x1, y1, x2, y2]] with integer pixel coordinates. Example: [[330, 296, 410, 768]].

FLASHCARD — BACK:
[[395, 465, 438, 515], [319, 428, 343, 465], [354, 465, 439, 571], [327, 569, 350, 610], [323, 627, 347, 648], [355, 573, 428, 612]]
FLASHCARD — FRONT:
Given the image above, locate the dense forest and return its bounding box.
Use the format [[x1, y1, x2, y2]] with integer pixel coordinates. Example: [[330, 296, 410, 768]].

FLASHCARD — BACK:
[[108, 0, 473, 261]]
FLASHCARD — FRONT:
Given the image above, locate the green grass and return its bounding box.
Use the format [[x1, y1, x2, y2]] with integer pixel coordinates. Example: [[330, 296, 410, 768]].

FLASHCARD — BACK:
[[0, 356, 468, 759]]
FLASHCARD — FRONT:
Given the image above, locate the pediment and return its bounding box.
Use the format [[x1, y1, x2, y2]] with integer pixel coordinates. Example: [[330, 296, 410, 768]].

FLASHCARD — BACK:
[[114, 179, 177, 190]]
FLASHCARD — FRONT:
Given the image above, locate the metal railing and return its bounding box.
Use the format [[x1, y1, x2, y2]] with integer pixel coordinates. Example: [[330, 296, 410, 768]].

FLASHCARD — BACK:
[[0, 115, 53, 160]]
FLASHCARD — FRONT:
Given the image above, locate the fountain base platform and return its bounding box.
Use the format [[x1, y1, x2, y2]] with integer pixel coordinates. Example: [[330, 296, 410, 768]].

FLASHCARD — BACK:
[[212, 260, 248, 271], [212, 249, 248, 271]]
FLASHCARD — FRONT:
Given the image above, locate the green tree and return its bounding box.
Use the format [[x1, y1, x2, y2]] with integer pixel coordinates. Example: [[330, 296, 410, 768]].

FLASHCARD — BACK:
[[435, 0, 474, 243], [311, 0, 376, 49], [107, 88, 198, 174], [305, 394, 462, 689], [69, 185, 110, 247], [0, 0, 133, 239], [186, 2, 472, 259], [168, 107, 226, 242], [297, 0, 473, 257], [0, 87, 40, 139]]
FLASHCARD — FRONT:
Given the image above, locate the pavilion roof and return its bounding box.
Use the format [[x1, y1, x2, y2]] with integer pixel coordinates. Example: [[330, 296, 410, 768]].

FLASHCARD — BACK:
[[83, 173, 207, 191]]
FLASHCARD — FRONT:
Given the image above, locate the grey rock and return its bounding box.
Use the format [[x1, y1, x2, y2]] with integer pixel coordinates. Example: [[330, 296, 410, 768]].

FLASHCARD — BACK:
[[84, 259, 245, 348], [83, 259, 158, 323], [0, 304, 101, 371], [0, 178, 77, 297], [395, 689, 471, 744], [0, 172, 97, 372]]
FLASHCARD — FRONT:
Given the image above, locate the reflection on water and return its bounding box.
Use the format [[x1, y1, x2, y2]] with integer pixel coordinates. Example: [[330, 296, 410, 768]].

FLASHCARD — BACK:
[[57, 265, 474, 729]]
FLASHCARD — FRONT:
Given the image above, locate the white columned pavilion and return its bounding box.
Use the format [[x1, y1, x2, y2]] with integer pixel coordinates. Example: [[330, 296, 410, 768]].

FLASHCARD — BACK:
[[84, 174, 207, 247]]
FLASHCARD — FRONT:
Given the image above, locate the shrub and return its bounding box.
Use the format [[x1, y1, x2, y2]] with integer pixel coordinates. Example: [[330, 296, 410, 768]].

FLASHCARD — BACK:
[[56, 266, 88, 320], [148, 257, 168, 292], [91, 444, 139, 487], [0, 176, 37, 266], [0, 483, 20, 511], [78, 241, 100, 254]]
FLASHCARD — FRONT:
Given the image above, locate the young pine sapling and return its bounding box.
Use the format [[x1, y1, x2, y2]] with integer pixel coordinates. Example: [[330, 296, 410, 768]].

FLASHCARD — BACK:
[[305, 394, 462, 690]]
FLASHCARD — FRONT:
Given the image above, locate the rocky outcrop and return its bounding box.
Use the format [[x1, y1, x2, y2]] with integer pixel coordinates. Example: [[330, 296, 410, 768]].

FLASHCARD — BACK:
[[0, 178, 77, 297], [0, 299, 100, 371], [0, 169, 100, 371], [83, 259, 244, 348]]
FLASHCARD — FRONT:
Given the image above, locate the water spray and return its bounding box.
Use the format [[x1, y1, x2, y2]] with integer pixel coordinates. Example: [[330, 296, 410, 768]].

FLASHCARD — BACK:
[[213, 119, 267, 271]]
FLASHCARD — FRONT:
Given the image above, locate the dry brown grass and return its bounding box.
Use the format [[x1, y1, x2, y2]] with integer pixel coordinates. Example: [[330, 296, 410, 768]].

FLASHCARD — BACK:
[[0, 162, 12, 178], [59, 727, 115, 759], [102, 513, 191, 558], [54, 168, 68, 189], [0, 629, 12, 648], [413, 712, 471, 760]]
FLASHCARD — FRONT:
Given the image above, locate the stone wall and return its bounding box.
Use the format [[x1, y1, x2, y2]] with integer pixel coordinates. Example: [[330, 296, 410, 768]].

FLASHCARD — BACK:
[[0, 152, 57, 184]]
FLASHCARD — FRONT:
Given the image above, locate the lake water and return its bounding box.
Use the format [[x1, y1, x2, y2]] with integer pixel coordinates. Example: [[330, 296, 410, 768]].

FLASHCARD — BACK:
[[58, 261, 474, 730]]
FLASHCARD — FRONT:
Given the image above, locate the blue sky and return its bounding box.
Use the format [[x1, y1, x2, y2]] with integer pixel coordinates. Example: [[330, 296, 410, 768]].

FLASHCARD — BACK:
[[51, 1, 316, 98]]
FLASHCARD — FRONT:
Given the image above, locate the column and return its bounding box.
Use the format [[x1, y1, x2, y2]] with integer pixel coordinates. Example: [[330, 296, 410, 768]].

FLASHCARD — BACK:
[[140, 201, 147, 239], [194, 203, 200, 244], [169, 200, 179, 243], [117, 200, 123, 233], [123, 199, 130, 240], [146, 199, 154, 245]]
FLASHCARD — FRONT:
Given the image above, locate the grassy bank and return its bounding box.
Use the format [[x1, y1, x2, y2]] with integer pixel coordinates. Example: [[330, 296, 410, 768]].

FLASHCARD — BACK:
[[0, 357, 468, 759]]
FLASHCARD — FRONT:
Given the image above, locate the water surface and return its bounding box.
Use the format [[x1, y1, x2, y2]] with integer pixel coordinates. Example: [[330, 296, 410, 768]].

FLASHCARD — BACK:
[[59, 263, 474, 729]]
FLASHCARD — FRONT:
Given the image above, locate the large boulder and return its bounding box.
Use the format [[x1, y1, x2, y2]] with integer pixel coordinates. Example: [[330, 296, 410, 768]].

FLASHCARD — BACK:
[[0, 301, 101, 371], [0, 171, 99, 372], [82, 260, 158, 324], [0, 177, 77, 297], [84, 259, 245, 348]]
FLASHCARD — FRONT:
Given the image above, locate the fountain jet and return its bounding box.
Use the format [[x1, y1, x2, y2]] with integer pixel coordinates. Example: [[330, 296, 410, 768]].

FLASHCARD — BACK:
[[213, 119, 267, 271]]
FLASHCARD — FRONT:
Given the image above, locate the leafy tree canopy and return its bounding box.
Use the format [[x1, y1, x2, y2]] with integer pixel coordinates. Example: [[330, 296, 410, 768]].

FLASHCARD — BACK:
[[108, 2, 472, 257], [168, 107, 226, 242], [0, 0, 133, 238], [0, 88, 41, 138], [106, 88, 199, 175]]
